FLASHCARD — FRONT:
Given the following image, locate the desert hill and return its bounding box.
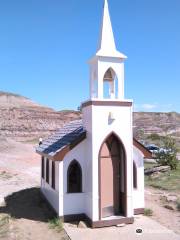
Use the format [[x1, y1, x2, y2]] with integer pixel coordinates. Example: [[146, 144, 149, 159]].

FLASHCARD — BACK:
[[133, 112, 180, 136], [0, 91, 179, 148], [0, 91, 51, 109], [133, 112, 180, 149], [0, 91, 81, 140]]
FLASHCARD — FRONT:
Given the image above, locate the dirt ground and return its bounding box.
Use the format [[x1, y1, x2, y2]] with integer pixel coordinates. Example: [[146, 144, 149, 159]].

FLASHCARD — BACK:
[[145, 187, 180, 235], [0, 138, 69, 240], [0, 138, 179, 239]]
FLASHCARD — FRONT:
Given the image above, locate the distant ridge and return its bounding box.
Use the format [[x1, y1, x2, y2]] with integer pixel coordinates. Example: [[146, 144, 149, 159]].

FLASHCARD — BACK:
[[0, 91, 179, 149], [0, 91, 81, 140], [0, 91, 23, 98], [0, 91, 53, 110]]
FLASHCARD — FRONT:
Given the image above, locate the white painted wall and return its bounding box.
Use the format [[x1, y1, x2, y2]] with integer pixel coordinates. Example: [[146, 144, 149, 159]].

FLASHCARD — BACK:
[[41, 158, 59, 214], [60, 140, 91, 217], [133, 146, 144, 210], [82, 100, 134, 221], [82, 105, 93, 219]]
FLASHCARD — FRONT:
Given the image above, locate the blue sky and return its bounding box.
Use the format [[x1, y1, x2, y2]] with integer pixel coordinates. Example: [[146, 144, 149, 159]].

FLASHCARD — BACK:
[[0, 0, 180, 112]]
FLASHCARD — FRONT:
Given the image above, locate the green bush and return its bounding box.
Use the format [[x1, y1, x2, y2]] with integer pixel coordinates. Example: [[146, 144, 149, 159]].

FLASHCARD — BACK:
[[48, 217, 63, 232], [147, 133, 161, 141], [156, 136, 178, 170], [144, 208, 153, 216]]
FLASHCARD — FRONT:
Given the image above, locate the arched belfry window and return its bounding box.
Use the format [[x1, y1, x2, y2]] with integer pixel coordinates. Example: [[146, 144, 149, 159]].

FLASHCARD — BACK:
[[133, 161, 137, 189], [103, 68, 118, 99], [67, 160, 82, 193]]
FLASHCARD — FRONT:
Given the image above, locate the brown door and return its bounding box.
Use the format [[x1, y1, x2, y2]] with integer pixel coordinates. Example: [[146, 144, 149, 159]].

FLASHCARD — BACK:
[[100, 141, 114, 217], [100, 134, 126, 218]]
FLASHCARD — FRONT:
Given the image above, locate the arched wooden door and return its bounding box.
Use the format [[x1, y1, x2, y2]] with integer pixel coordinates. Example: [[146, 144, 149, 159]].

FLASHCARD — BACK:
[[99, 134, 126, 218]]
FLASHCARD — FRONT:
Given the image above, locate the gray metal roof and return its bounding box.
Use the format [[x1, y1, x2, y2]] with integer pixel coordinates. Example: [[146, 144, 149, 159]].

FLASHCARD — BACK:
[[36, 120, 86, 157], [36, 119, 151, 159]]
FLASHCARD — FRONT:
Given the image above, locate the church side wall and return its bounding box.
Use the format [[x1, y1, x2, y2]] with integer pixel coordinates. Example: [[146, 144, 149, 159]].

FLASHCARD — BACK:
[[133, 146, 144, 210], [41, 158, 59, 214], [61, 140, 90, 217]]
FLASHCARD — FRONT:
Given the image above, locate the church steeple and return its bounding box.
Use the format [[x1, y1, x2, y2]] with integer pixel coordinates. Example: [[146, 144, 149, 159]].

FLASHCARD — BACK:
[[89, 0, 127, 100], [96, 0, 126, 59]]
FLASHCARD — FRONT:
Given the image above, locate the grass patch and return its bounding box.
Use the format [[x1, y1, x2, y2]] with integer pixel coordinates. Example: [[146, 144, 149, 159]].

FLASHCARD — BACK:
[[0, 214, 9, 226], [145, 162, 180, 192], [144, 208, 153, 216], [48, 217, 63, 232], [0, 214, 10, 238], [0, 171, 13, 180], [144, 162, 158, 170], [20, 138, 40, 145]]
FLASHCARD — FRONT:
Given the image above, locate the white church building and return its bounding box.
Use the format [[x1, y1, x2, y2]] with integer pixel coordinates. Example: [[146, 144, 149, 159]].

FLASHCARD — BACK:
[[36, 0, 151, 228]]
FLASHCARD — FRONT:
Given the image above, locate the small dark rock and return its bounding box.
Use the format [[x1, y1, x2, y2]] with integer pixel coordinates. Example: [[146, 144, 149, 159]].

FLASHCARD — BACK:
[[164, 205, 174, 210]]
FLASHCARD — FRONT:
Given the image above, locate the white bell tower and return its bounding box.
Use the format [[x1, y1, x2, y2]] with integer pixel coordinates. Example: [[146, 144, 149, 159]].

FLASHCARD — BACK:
[[82, 0, 134, 222], [89, 0, 127, 100]]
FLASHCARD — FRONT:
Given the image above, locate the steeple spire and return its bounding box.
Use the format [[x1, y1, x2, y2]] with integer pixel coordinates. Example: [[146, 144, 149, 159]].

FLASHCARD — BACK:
[[89, 0, 127, 100], [96, 0, 126, 59]]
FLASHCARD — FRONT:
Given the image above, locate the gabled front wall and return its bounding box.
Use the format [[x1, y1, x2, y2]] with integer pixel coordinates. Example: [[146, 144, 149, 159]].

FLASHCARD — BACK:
[[82, 100, 133, 221]]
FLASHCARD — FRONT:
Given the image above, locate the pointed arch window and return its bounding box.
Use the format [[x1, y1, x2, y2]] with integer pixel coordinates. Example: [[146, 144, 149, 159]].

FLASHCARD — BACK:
[[41, 156, 45, 179], [67, 160, 82, 193], [46, 158, 49, 183], [52, 161, 55, 189], [133, 161, 137, 189]]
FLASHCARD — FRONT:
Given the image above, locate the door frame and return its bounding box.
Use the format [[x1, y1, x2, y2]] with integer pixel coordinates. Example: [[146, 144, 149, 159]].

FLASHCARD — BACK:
[[98, 132, 127, 220]]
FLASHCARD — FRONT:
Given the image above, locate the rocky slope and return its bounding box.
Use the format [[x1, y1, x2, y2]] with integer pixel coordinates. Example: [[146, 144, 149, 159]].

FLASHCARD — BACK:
[[133, 112, 180, 135], [0, 91, 81, 141], [133, 112, 180, 149], [0, 91, 179, 147]]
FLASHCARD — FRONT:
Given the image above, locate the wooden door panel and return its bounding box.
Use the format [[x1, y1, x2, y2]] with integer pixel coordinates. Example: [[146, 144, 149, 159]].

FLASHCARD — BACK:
[[100, 156, 114, 218], [100, 135, 126, 219]]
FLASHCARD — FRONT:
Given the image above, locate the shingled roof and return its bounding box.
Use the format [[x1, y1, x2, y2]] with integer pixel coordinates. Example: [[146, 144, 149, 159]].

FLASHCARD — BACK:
[[36, 120, 86, 159], [36, 119, 151, 160]]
